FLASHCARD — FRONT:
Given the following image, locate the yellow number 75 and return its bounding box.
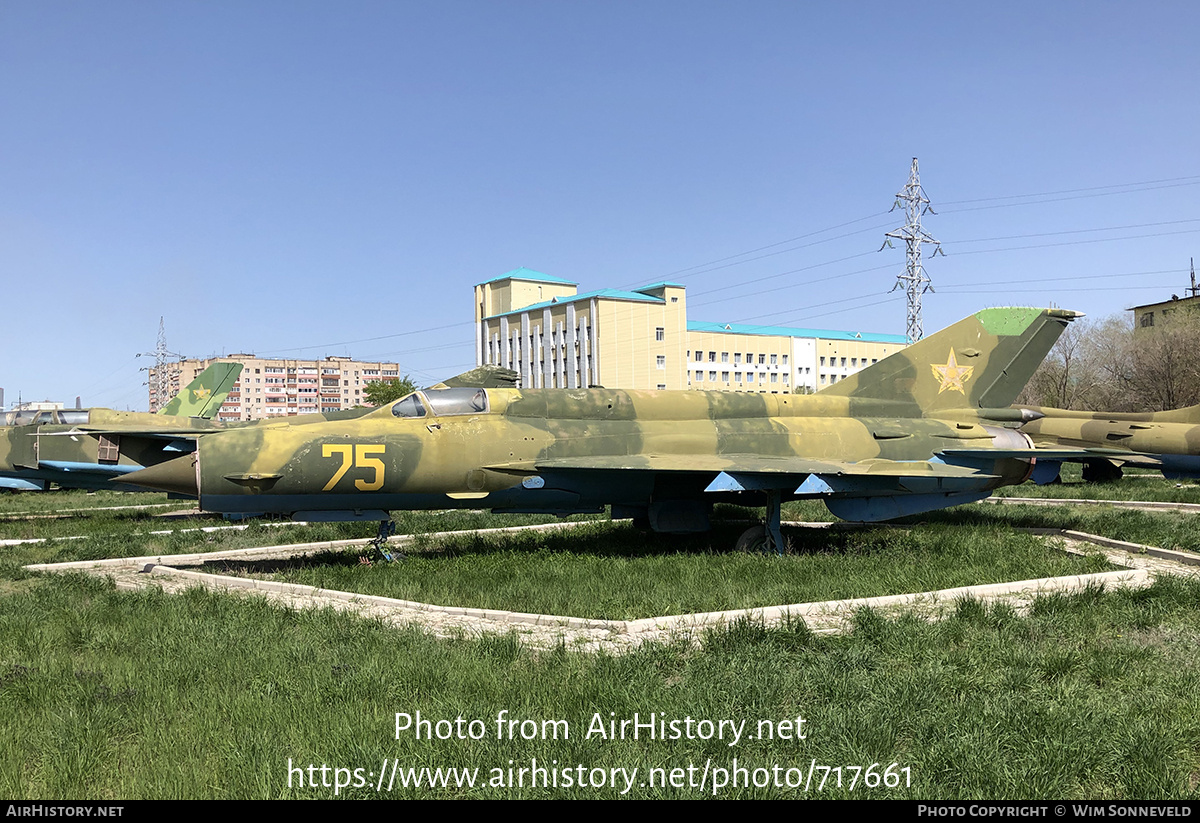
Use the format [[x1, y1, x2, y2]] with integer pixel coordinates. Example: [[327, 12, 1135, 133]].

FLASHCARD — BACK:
[[321, 444, 386, 491]]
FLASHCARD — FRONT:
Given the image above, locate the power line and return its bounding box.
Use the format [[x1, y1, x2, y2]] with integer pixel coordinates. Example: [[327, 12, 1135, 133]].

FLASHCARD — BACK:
[[687, 254, 885, 305], [643, 175, 1200, 293], [949, 227, 1200, 256], [621, 211, 892, 289], [940, 285, 1183, 294], [255, 320, 475, 358], [781, 294, 906, 325], [939, 180, 1200, 215], [618, 219, 895, 289], [938, 174, 1200, 207], [939, 267, 1187, 288], [950, 218, 1200, 245], [731, 291, 898, 326]]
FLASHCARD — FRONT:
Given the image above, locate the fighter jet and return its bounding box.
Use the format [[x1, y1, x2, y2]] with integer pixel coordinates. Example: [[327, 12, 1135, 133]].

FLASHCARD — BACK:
[[120, 308, 1077, 552], [0, 365, 521, 494], [0, 363, 242, 491], [1016, 403, 1200, 483]]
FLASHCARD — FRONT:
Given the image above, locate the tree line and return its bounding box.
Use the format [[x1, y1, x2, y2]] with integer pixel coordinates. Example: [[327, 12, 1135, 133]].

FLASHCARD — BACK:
[[1017, 305, 1200, 412]]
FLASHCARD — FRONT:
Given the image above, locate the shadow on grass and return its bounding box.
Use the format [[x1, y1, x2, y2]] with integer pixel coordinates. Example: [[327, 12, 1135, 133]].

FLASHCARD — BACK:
[[200, 517, 1017, 579]]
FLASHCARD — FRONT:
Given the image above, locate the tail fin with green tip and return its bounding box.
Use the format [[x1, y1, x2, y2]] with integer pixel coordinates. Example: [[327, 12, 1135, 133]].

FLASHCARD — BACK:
[[818, 307, 1081, 414], [157, 362, 243, 418]]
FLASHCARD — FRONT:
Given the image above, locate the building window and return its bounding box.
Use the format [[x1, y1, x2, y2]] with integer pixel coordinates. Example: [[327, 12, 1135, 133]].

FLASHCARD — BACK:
[[656, 355, 666, 369], [734, 372, 742, 382], [770, 354, 778, 366], [721, 352, 729, 363], [758, 354, 765, 365], [734, 353, 741, 365], [722, 372, 730, 383], [709, 371, 717, 381], [1141, 312, 1155, 327], [656, 327, 665, 341], [657, 384, 666, 390], [747, 373, 755, 383], [695, 370, 703, 381], [694, 350, 703, 362], [840, 358, 847, 367], [708, 352, 716, 362]]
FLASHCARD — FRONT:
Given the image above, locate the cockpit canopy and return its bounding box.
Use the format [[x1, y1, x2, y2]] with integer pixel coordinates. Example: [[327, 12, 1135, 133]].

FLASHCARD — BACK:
[[391, 388, 489, 419], [2, 409, 92, 426]]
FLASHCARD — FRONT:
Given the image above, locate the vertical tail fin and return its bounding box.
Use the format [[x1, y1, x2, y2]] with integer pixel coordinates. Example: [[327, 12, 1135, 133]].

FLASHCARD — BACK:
[[818, 307, 1080, 414], [157, 363, 243, 419]]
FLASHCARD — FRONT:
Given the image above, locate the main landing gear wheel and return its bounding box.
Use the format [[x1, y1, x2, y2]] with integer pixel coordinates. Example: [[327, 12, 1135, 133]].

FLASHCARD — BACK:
[[736, 489, 789, 555], [735, 524, 791, 555], [1082, 460, 1124, 483], [735, 525, 768, 553]]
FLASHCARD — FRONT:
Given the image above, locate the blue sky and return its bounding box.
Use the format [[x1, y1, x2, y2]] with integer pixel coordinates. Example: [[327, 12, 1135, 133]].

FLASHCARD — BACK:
[[2, 1, 1197, 408]]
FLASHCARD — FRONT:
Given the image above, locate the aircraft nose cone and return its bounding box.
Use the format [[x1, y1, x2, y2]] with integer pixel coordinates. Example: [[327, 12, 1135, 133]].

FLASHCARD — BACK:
[[121, 454, 199, 497]]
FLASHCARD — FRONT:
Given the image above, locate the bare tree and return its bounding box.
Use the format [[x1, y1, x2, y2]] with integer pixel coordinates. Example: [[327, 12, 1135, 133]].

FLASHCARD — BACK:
[[1127, 306, 1200, 411], [1018, 318, 1109, 409], [1020, 307, 1200, 412]]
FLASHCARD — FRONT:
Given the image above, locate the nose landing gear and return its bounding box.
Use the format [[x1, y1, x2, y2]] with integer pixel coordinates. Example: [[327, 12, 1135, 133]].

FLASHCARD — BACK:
[[369, 518, 402, 561]]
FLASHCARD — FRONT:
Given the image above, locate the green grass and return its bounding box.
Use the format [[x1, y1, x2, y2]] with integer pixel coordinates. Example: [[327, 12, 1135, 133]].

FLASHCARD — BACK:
[[3, 484, 1200, 798], [0, 489, 180, 515], [3, 572, 1200, 798], [992, 464, 1200, 503], [919, 503, 1200, 555], [268, 520, 1113, 620]]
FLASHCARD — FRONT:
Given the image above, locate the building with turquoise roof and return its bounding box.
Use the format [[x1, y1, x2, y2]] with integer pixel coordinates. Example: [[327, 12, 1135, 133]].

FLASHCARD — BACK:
[[474, 270, 907, 392]]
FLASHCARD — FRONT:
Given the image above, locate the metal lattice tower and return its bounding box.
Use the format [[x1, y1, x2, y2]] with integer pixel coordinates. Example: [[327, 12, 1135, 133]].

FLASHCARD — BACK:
[[138, 317, 182, 412], [884, 158, 943, 343]]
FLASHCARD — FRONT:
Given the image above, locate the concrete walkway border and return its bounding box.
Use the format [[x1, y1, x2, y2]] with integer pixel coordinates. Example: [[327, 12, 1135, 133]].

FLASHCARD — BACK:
[[23, 520, 1200, 651]]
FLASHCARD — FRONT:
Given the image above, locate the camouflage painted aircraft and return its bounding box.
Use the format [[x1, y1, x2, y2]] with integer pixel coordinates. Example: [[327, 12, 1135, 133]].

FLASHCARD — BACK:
[[0, 365, 519, 494], [0, 363, 242, 491], [1015, 403, 1200, 482], [121, 307, 1077, 552]]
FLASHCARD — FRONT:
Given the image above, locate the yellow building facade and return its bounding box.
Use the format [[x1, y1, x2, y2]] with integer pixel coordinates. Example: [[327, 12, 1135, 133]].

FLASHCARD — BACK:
[[476, 269, 907, 393], [1129, 294, 1200, 330]]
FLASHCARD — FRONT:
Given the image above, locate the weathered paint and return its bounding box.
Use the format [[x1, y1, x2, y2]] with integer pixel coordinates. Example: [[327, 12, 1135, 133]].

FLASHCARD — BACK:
[[124, 308, 1080, 525], [0, 366, 510, 493], [1018, 402, 1200, 480]]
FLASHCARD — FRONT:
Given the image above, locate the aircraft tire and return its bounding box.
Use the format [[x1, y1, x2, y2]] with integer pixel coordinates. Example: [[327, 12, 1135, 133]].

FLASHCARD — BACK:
[[1082, 460, 1124, 483], [735, 525, 768, 554]]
